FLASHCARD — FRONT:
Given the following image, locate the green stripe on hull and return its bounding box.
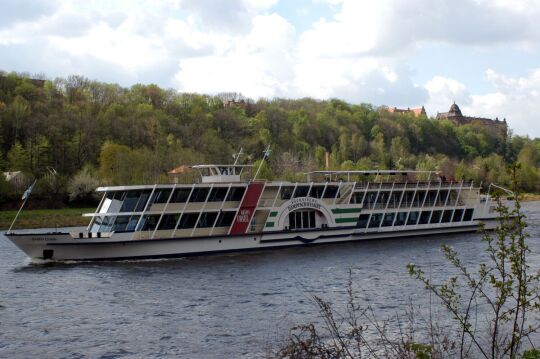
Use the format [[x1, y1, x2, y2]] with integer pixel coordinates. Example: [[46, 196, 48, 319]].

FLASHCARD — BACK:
[[335, 217, 359, 223], [265, 222, 275, 228], [332, 208, 362, 214], [269, 211, 278, 217]]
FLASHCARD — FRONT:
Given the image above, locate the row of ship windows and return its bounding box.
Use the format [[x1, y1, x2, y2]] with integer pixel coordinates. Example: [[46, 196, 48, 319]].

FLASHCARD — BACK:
[[103, 187, 247, 213], [102, 185, 344, 214], [351, 190, 461, 207], [357, 208, 474, 228], [91, 211, 237, 233]]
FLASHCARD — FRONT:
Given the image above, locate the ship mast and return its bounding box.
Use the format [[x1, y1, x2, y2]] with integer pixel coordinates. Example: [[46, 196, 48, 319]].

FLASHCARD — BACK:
[[253, 144, 271, 181]]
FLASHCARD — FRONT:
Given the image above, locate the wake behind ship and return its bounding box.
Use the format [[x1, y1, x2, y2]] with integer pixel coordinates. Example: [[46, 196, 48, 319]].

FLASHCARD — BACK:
[[5, 164, 509, 261]]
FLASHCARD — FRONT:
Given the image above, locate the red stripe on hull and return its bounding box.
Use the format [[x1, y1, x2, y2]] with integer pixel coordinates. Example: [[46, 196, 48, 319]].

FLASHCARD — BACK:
[[229, 182, 265, 235]]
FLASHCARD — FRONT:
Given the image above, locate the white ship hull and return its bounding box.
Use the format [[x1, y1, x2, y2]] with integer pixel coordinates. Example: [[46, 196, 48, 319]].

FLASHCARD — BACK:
[[5, 219, 498, 261]]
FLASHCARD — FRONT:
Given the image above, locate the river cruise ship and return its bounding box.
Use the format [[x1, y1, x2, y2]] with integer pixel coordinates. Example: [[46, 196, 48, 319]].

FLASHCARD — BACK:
[[5, 164, 508, 261]]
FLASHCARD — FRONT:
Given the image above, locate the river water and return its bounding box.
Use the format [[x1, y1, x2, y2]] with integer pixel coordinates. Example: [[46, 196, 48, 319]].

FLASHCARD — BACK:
[[1, 202, 540, 358]]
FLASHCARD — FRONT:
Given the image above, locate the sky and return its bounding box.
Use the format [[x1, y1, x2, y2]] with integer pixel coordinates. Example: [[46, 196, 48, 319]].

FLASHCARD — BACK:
[[1, 0, 540, 137]]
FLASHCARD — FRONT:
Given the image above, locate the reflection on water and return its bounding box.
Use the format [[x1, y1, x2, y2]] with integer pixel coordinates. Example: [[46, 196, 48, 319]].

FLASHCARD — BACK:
[[1, 203, 540, 358]]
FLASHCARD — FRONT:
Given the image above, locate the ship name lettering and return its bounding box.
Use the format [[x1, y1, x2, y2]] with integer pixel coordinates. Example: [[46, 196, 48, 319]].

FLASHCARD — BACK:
[[287, 197, 321, 212]]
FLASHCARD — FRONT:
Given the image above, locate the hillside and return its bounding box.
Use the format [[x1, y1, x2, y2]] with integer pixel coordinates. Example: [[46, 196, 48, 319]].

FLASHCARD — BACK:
[[1, 72, 539, 204]]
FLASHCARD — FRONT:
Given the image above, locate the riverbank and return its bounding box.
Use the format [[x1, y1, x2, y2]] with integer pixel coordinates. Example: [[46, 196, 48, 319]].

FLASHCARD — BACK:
[[0, 208, 92, 230], [521, 193, 540, 201]]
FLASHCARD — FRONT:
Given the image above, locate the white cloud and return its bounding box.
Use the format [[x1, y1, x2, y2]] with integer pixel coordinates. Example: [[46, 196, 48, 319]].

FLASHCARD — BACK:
[[1, 0, 540, 136], [424, 70, 540, 137]]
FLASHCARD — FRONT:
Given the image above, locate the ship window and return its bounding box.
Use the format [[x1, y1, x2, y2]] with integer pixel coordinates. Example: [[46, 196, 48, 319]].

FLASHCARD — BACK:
[[190, 188, 210, 202], [452, 209, 464, 222], [99, 216, 115, 232], [90, 216, 103, 232], [394, 212, 407, 226], [280, 186, 294, 200], [118, 190, 151, 212], [127, 216, 139, 231], [227, 187, 246, 201], [364, 192, 377, 208], [407, 211, 419, 225], [381, 213, 395, 227], [208, 187, 228, 202], [289, 210, 316, 229], [152, 189, 172, 204], [158, 214, 180, 230], [438, 190, 450, 205], [309, 186, 325, 198], [350, 192, 364, 204], [418, 211, 431, 225], [171, 188, 191, 203], [430, 210, 442, 223], [323, 186, 339, 198], [112, 216, 130, 232], [139, 215, 160, 231], [441, 210, 453, 223], [197, 212, 218, 228], [368, 213, 383, 228], [178, 213, 199, 229], [357, 214, 370, 228], [463, 208, 474, 221], [216, 211, 235, 227], [293, 186, 310, 198]]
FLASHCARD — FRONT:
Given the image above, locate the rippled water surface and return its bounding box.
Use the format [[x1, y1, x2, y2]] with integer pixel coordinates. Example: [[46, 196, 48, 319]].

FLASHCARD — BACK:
[[1, 202, 540, 358]]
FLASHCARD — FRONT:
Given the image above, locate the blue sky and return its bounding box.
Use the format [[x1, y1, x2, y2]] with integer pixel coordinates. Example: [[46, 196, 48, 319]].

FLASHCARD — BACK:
[[1, 0, 540, 137]]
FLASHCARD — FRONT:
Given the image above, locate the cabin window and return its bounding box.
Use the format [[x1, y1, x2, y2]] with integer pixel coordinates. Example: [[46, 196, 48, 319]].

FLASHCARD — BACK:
[[418, 211, 431, 225], [363, 192, 377, 208], [112, 216, 130, 232], [90, 216, 103, 232], [350, 192, 364, 204], [309, 186, 325, 199], [99, 216, 115, 232], [289, 210, 316, 230], [357, 214, 370, 228], [216, 211, 236, 227], [368, 213, 383, 228], [452, 209, 464, 222], [158, 214, 180, 230], [190, 188, 210, 202], [407, 211, 419, 225], [323, 186, 339, 199], [208, 187, 228, 202], [120, 190, 151, 212], [152, 189, 172, 204], [139, 215, 160, 231], [197, 212, 218, 228], [171, 188, 192, 203], [177, 213, 199, 229], [441, 210, 453, 223], [99, 191, 125, 214], [280, 186, 294, 200], [438, 190, 450, 205], [293, 186, 310, 198], [226, 187, 246, 201], [394, 212, 407, 226], [430, 210, 442, 223], [381, 213, 395, 227], [463, 208, 474, 221]]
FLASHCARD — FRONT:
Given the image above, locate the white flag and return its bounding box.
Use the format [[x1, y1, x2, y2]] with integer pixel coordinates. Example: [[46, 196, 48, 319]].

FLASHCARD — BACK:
[[22, 180, 36, 200]]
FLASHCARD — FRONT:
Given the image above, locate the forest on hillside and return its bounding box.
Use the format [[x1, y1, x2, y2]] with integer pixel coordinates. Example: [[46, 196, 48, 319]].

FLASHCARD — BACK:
[[1, 72, 539, 206]]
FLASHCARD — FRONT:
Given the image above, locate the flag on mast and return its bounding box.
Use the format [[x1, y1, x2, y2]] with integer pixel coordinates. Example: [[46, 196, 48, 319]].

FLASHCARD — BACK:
[[22, 180, 36, 201]]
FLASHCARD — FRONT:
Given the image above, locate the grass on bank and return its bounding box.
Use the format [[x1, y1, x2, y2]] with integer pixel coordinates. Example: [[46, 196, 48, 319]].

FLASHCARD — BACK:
[[0, 208, 93, 230]]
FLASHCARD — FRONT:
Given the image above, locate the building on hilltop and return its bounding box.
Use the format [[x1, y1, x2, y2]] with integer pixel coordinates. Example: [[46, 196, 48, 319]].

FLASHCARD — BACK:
[[387, 106, 426, 117], [436, 102, 507, 138]]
